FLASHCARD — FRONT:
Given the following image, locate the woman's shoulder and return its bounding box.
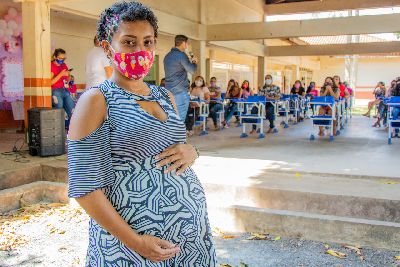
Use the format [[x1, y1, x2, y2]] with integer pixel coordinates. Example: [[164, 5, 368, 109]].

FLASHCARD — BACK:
[[68, 88, 107, 140]]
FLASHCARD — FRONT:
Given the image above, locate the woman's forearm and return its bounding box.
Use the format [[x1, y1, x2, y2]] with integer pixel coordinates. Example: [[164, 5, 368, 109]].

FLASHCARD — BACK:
[[76, 189, 142, 250], [51, 73, 63, 86]]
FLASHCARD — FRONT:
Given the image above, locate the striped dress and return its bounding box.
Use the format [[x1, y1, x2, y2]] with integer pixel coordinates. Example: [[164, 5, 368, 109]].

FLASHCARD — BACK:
[[67, 80, 216, 267]]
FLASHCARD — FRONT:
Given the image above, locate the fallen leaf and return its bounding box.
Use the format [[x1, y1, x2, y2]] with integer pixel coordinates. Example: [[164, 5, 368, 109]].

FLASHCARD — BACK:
[[295, 173, 301, 177], [324, 244, 330, 249], [343, 244, 364, 261], [58, 230, 66, 234], [212, 227, 225, 236], [247, 233, 270, 240], [395, 255, 400, 261], [48, 203, 65, 208], [219, 264, 232, 267], [379, 179, 400, 185], [222, 235, 236, 239], [325, 249, 346, 259], [274, 236, 281, 241], [239, 262, 249, 267]]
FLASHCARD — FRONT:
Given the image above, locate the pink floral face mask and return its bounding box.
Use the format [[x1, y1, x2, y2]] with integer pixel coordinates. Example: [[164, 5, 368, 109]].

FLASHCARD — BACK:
[[110, 46, 155, 80]]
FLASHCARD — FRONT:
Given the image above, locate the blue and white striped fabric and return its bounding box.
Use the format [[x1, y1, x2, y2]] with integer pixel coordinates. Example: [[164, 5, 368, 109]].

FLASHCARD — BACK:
[[67, 80, 216, 266]]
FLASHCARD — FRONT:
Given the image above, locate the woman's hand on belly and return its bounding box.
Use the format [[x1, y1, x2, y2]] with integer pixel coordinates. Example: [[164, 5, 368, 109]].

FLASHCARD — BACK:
[[134, 234, 181, 263], [156, 143, 198, 175]]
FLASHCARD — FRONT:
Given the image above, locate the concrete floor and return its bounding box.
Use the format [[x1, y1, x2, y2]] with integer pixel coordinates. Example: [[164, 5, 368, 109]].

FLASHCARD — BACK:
[[189, 115, 399, 178], [0, 115, 397, 178]]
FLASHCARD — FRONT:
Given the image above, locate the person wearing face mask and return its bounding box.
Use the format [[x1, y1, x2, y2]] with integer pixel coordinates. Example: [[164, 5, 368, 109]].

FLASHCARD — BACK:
[[164, 35, 198, 121], [186, 76, 210, 136], [208, 77, 223, 130], [221, 82, 242, 128], [67, 2, 216, 266], [290, 80, 306, 122], [306, 82, 318, 96], [51, 48, 75, 129], [318, 76, 341, 136], [363, 81, 386, 118], [250, 74, 281, 134], [291, 80, 305, 97], [68, 74, 78, 100], [241, 80, 253, 99]]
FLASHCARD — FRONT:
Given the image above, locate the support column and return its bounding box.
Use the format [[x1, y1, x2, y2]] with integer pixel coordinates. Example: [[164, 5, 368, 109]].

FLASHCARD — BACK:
[[257, 56, 266, 90], [22, 0, 52, 125], [198, 40, 206, 78]]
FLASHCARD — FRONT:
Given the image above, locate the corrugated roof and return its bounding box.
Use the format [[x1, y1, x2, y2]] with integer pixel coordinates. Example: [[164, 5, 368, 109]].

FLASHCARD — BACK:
[[299, 35, 386, 45]]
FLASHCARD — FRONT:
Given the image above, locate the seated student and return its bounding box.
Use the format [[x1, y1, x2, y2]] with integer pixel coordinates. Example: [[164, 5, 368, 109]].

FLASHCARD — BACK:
[[250, 74, 281, 134], [222, 82, 242, 128], [307, 82, 319, 114], [363, 81, 386, 118], [241, 80, 254, 100], [343, 81, 354, 97], [290, 80, 306, 121], [186, 76, 210, 136], [208, 77, 223, 130], [226, 79, 235, 93], [290, 80, 306, 97], [333, 75, 350, 99], [68, 74, 78, 100], [318, 76, 340, 136], [307, 82, 318, 96], [390, 78, 400, 137], [372, 81, 393, 128]]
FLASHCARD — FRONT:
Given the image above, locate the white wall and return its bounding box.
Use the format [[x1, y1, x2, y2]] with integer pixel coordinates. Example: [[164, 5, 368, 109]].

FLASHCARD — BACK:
[[50, 12, 97, 85], [357, 58, 400, 87]]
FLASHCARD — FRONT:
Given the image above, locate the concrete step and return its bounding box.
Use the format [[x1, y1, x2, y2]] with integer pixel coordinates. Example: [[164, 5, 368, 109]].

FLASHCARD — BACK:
[[0, 181, 68, 213], [208, 205, 400, 251], [0, 165, 42, 190], [202, 170, 400, 223], [41, 160, 68, 183]]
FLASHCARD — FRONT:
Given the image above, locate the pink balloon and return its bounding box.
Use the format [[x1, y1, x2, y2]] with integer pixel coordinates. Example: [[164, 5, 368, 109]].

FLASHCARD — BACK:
[[8, 8, 18, 18], [3, 35, 10, 43], [7, 20, 18, 30], [0, 20, 6, 30], [15, 15, 22, 24], [12, 29, 20, 37], [5, 28, 13, 37]]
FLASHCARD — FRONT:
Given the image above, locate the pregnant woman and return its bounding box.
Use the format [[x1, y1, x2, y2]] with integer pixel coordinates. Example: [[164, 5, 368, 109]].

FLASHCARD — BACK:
[[67, 2, 216, 266]]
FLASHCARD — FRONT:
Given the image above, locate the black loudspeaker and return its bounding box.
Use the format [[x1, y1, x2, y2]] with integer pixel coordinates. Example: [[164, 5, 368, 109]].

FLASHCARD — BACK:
[[28, 108, 66, 157]]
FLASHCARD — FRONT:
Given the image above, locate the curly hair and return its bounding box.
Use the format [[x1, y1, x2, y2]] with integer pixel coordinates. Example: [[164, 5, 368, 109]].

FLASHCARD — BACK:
[[97, 1, 158, 43]]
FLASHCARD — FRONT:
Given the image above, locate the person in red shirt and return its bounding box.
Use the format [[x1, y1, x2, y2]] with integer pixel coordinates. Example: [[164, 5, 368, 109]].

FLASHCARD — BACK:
[[68, 75, 78, 100], [333, 75, 350, 99], [51, 48, 75, 129]]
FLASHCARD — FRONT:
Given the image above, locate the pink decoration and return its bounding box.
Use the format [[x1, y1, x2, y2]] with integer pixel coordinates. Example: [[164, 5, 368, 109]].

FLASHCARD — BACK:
[[8, 8, 18, 18], [0, 20, 6, 30], [7, 20, 17, 30], [15, 15, 22, 24], [0, 57, 24, 98]]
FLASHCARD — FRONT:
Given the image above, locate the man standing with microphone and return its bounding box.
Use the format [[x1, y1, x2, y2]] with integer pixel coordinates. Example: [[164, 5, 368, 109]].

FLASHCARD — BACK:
[[164, 35, 197, 121]]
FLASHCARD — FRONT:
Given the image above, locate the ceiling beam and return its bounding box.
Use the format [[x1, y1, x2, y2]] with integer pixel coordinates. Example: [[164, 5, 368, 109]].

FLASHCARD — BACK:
[[265, 0, 400, 15], [267, 41, 400, 57], [208, 40, 267, 57], [207, 14, 400, 41]]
